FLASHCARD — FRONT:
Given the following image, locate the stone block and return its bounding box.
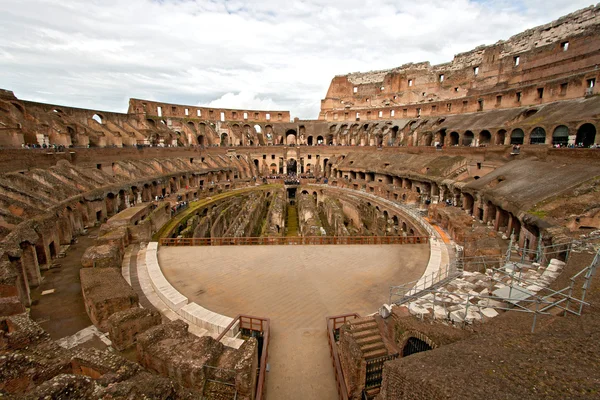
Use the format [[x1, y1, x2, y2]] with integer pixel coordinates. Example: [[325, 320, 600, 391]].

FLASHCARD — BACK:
[[80, 268, 139, 332], [108, 308, 162, 351]]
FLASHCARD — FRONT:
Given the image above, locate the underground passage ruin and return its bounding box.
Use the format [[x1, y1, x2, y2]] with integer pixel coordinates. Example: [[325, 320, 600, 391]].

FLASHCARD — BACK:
[[1, 4, 600, 400]]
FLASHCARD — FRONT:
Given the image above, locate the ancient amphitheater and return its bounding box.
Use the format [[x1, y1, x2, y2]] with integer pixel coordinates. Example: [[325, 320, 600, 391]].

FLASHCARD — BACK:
[[1, 4, 600, 400]]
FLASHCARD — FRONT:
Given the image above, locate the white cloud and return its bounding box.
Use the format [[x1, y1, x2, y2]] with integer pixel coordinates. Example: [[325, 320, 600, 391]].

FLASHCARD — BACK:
[[0, 0, 594, 119], [204, 91, 284, 111]]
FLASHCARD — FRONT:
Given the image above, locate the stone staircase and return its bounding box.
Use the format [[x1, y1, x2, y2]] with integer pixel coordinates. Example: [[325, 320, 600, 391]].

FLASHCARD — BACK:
[[347, 316, 392, 400], [286, 204, 299, 236], [348, 317, 387, 360]]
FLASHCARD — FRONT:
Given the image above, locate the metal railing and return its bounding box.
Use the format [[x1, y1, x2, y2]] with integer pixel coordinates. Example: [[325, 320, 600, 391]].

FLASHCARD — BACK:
[[326, 313, 361, 400], [216, 314, 270, 400], [160, 235, 429, 246], [394, 240, 599, 333], [389, 261, 462, 305]]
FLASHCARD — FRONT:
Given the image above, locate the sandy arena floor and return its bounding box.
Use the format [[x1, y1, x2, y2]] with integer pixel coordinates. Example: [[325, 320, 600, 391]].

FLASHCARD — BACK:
[[159, 244, 429, 400]]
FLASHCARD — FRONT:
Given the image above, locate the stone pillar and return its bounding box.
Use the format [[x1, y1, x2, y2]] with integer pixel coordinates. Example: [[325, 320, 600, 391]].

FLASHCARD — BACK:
[[21, 244, 41, 288], [494, 209, 502, 232]]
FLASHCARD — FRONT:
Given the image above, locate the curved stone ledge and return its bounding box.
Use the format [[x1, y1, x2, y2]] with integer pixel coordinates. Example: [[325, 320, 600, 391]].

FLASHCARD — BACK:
[[145, 242, 188, 311], [145, 242, 239, 338]]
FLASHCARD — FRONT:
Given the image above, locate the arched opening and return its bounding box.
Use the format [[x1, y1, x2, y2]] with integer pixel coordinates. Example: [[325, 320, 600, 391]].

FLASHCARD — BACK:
[[316, 135, 324, 145], [449, 132, 459, 146], [269, 163, 277, 174], [286, 129, 297, 145], [421, 133, 433, 146], [187, 121, 196, 131], [287, 159, 297, 175], [552, 125, 569, 146], [220, 133, 228, 147], [435, 129, 446, 146], [254, 124, 262, 134], [197, 135, 205, 147], [529, 127, 546, 144], [510, 129, 524, 145], [462, 131, 474, 146], [402, 337, 433, 357], [307, 136, 313, 146], [479, 130, 491, 145], [390, 126, 399, 145], [496, 129, 507, 145], [576, 123, 596, 147], [146, 119, 156, 128], [92, 114, 103, 124]]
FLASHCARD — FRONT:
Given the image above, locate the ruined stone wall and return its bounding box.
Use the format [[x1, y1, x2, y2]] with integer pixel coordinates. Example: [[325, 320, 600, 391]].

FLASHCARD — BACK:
[[297, 192, 323, 236], [128, 98, 290, 123], [80, 267, 139, 332], [320, 5, 600, 121], [261, 190, 286, 236], [225, 192, 270, 237], [319, 197, 350, 236], [136, 320, 258, 400]]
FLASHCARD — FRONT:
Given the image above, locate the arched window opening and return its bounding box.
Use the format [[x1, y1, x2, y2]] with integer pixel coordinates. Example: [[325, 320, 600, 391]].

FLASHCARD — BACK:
[[510, 129, 524, 145], [576, 123, 596, 147], [552, 125, 569, 146], [402, 337, 433, 357], [530, 127, 546, 144]]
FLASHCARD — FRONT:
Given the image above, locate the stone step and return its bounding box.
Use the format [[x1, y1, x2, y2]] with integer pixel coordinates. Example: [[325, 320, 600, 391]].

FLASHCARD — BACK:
[[349, 316, 377, 326], [364, 387, 381, 400], [363, 348, 388, 360], [360, 341, 386, 354], [356, 334, 383, 346], [350, 322, 378, 333], [352, 328, 380, 340]]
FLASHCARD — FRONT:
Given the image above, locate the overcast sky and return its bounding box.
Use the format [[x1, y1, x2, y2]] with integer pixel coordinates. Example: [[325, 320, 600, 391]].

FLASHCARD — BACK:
[[0, 0, 594, 119]]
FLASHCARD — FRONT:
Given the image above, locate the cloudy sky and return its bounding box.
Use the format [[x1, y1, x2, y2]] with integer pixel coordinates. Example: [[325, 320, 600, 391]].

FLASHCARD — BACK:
[[0, 0, 593, 119]]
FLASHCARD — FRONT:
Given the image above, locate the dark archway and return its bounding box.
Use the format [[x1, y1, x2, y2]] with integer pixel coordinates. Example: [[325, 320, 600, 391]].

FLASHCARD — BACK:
[[286, 129, 297, 145], [287, 159, 297, 175], [220, 133, 228, 147], [402, 337, 433, 357], [576, 123, 596, 147], [307, 136, 313, 146], [450, 131, 459, 146], [479, 130, 491, 145], [197, 135, 205, 147], [511, 129, 524, 145], [496, 129, 507, 145], [552, 125, 569, 146], [462, 131, 474, 146], [530, 127, 546, 144]]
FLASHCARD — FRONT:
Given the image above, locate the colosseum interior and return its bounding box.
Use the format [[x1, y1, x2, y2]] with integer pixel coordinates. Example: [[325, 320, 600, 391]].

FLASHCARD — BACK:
[[1, 4, 600, 400]]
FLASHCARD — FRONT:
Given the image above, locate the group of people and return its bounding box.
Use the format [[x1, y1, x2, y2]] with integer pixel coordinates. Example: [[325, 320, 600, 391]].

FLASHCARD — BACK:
[[22, 143, 67, 151], [170, 200, 189, 216], [553, 143, 599, 148]]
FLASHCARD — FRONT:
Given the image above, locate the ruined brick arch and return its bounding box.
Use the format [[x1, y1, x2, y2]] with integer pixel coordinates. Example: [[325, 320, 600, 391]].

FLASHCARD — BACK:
[[510, 128, 525, 145], [575, 122, 597, 147], [397, 330, 438, 357], [462, 130, 474, 146], [495, 129, 507, 145], [420, 132, 433, 147], [11, 102, 25, 114], [479, 130, 492, 145], [92, 113, 104, 124], [146, 119, 156, 128], [529, 126, 547, 145], [434, 129, 446, 145], [449, 131, 459, 146]]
